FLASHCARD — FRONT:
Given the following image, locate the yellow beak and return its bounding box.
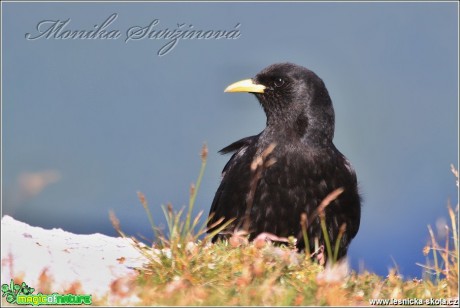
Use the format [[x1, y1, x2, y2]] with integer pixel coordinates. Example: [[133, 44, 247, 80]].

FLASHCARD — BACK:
[[224, 79, 266, 93]]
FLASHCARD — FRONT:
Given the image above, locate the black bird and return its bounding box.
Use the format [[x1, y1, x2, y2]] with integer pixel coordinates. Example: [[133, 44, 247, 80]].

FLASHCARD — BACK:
[[207, 63, 361, 261]]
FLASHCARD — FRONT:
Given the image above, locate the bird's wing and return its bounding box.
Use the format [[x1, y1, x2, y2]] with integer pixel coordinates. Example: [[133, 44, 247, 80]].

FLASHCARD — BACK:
[[332, 146, 361, 240], [218, 134, 260, 176], [207, 134, 259, 231], [218, 134, 259, 155]]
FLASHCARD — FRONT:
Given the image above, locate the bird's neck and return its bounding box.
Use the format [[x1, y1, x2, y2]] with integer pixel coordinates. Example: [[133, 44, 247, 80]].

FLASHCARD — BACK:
[[264, 113, 334, 148], [262, 122, 334, 149]]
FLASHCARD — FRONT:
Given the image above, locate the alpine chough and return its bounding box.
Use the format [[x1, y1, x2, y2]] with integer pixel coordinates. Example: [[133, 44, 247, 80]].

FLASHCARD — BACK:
[[207, 63, 361, 261]]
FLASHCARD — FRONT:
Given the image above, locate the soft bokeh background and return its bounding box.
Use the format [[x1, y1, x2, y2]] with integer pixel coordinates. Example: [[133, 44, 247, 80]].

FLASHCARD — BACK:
[[2, 2, 458, 278]]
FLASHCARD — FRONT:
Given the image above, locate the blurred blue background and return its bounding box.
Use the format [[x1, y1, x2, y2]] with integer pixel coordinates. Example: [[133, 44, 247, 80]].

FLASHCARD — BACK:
[[2, 2, 458, 278]]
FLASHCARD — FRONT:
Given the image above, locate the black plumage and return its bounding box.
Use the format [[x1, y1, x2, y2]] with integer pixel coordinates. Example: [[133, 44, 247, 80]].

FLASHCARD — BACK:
[[207, 63, 361, 261]]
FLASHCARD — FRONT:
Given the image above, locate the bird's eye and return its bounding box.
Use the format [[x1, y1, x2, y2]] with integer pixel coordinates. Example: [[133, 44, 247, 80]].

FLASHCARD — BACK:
[[274, 78, 285, 88]]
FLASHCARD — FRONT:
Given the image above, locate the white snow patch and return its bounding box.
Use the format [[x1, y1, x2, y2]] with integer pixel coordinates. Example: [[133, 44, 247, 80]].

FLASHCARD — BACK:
[[1, 215, 148, 303]]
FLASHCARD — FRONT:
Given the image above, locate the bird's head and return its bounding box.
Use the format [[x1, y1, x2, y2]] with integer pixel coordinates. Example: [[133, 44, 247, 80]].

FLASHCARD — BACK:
[[225, 62, 335, 146]]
